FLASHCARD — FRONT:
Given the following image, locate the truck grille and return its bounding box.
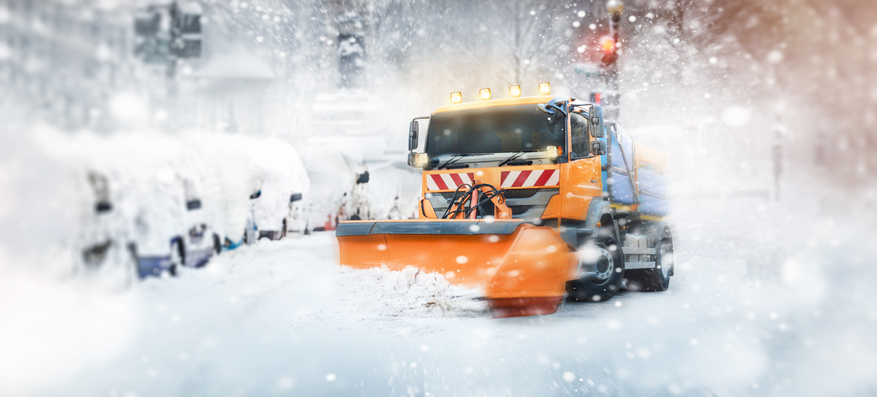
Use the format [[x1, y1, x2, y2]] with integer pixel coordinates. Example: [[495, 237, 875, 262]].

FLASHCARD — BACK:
[[431, 188, 545, 200], [426, 188, 558, 221]]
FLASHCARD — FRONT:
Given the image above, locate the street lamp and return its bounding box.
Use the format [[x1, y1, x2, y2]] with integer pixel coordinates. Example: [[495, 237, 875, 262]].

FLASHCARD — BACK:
[[607, 0, 625, 19]]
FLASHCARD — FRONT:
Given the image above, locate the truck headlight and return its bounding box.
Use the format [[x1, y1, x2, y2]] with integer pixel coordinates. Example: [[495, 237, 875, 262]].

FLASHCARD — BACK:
[[415, 153, 429, 167]]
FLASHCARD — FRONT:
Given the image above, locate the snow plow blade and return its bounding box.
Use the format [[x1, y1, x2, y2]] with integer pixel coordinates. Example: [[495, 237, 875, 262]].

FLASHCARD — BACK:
[[336, 220, 577, 318]]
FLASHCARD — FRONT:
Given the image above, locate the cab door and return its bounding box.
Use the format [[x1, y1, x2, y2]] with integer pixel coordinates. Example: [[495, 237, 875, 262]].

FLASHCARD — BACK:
[[559, 111, 603, 221]]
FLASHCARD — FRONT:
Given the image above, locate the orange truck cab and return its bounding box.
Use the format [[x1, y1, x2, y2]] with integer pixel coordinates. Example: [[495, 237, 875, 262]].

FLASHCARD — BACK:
[[336, 92, 673, 318]]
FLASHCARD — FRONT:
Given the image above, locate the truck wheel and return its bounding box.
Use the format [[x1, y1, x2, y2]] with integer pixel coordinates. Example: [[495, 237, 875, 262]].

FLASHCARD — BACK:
[[626, 228, 673, 292], [567, 236, 625, 302]]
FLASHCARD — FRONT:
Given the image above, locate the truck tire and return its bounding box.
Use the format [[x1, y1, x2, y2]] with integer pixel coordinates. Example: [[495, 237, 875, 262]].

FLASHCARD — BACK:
[[567, 235, 625, 302], [626, 227, 673, 292]]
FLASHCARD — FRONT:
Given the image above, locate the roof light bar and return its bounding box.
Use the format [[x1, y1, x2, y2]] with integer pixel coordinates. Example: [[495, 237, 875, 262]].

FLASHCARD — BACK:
[[479, 88, 491, 100], [450, 92, 463, 104]]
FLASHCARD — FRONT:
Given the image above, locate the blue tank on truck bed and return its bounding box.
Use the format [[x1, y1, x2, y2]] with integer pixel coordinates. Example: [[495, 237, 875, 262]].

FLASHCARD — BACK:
[[602, 124, 668, 217]]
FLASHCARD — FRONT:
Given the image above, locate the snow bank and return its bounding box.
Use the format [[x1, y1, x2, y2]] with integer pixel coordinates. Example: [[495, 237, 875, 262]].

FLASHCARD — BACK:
[[332, 265, 487, 318], [0, 274, 139, 396]]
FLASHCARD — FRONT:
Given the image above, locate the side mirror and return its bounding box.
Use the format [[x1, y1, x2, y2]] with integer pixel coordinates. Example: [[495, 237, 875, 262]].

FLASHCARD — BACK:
[[186, 199, 202, 210], [408, 120, 419, 151], [290, 193, 303, 203], [95, 201, 113, 213], [588, 106, 605, 138], [590, 140, 607, 156], [356, 171, 369, 184]]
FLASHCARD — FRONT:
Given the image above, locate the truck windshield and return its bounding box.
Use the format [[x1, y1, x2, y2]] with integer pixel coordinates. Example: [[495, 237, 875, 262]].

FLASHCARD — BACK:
[[425, 104, 565, 158]]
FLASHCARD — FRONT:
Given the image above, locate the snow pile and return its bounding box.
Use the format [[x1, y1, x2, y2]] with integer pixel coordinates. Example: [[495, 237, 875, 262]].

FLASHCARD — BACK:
[[0, 273, 138, 397], [334, 265, 488, 318]]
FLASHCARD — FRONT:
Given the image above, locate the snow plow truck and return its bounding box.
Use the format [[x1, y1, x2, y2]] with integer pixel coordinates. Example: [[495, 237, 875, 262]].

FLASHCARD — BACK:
[[336, 86, 673, 318]]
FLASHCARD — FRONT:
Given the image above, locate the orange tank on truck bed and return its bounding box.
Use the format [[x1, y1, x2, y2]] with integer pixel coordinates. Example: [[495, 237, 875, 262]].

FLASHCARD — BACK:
[[336, 89, 674, 318]]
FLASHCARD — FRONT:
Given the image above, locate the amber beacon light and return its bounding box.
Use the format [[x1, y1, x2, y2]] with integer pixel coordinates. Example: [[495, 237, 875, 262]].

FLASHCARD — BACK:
[[509, 85, 521, 97], [539, 82, 551, 95]]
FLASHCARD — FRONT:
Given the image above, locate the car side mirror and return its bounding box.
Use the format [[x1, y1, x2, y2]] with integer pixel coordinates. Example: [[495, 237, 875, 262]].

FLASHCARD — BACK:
[[186, 199, 202, 210], [590, 140, 607, 156], [356, 171, 369, 184], [408, 120, 419, 151]]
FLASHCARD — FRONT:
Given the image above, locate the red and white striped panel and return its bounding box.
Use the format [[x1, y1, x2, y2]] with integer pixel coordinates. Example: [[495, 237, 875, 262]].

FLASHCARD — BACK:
[[500, 169, 559, 188], [426, 172, 475, 191]]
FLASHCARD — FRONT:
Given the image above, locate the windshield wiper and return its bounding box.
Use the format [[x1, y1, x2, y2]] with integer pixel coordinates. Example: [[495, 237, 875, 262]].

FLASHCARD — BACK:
[[498, 150, 537, 167], [437, 154, 464, 170]]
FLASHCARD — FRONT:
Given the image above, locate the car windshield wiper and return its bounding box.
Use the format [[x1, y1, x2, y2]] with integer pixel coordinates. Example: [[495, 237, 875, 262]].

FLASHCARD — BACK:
[[498, 150, 538, 167], [437, 154, 464, 170]]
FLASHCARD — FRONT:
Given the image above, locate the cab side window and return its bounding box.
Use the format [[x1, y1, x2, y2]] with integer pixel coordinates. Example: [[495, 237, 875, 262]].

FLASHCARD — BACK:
[[570, 113, 589, 159]]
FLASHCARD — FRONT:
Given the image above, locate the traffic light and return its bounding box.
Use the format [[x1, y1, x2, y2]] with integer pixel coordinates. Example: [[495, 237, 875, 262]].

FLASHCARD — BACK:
[[134, 2, 202, 62], [599, 36, 616, 54], [599, 35, 618, 69], [170, 2, 202, 59]]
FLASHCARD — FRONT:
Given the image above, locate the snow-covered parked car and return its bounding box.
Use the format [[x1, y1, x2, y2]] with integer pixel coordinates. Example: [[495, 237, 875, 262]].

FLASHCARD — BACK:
[[78, 170, 137, 279], [359, 161, 421, 221], [241, 137, 310, 241], [298, 146, 371, 232], [100, 133, 219, 278], [183, 132, 309, 247]]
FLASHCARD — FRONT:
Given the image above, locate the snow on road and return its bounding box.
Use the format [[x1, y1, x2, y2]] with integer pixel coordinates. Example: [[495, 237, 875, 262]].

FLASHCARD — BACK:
[[6, 195, 877, 396], [15, 233, 873, 395]]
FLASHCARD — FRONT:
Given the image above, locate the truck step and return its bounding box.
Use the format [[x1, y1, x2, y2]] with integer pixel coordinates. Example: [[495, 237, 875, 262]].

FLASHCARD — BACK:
[[622, 247, 656, 255], [624, 261, 655, 270]]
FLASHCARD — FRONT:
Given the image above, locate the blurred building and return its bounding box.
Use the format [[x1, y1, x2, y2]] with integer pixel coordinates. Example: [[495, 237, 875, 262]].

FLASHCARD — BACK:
[[0, 0, 136, 131], [193, 46, 274, 134]]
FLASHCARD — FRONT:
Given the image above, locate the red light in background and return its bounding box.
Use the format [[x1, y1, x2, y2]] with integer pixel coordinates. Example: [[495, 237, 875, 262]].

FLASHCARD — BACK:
[[599, 36, 616, 54]]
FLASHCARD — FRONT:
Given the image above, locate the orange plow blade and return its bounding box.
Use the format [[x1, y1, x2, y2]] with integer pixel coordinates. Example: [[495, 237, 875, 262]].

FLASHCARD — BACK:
[[336, 220, 577, 318]]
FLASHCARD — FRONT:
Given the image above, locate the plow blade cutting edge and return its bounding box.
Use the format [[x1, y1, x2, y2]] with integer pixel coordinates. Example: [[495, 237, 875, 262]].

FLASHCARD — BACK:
[[336, 220, 577, 318]]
